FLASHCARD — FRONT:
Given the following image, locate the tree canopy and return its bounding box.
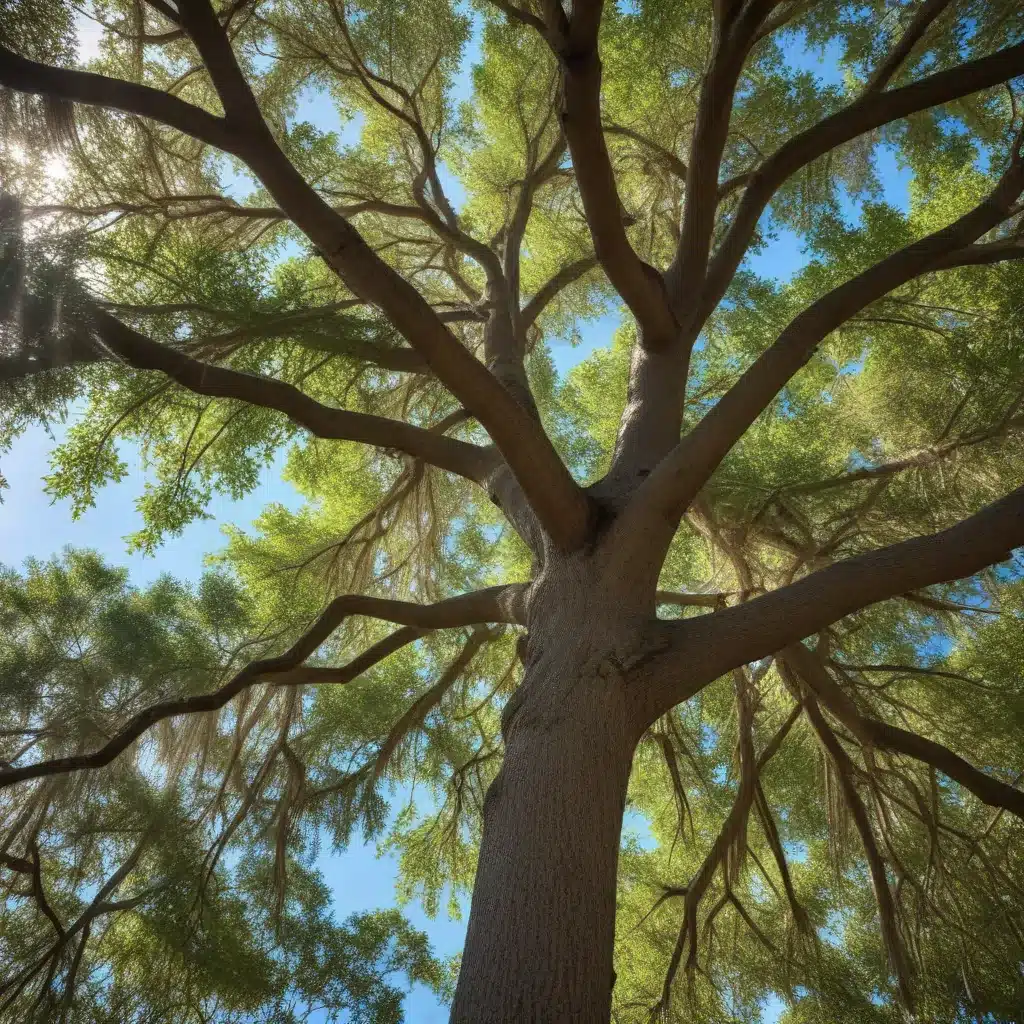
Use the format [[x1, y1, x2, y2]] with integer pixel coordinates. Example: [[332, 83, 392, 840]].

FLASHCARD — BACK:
[[2, 0, 1024, 1020]]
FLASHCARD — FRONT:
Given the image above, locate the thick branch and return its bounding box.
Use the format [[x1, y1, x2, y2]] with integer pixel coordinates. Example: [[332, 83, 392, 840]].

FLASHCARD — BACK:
[[612, 148, 1024, 580], [1, 18, 592, 550], [0, 585, 527, 790], [84, 307, 496, 483], [694, 38, 1024, 331], [0, 45, 242, 154], [543, 1, 678, 344], [639, 482, 1024, 721]]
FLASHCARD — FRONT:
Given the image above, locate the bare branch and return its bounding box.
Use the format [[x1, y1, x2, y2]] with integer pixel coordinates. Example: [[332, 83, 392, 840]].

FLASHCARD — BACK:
[[0, 585, 527, 790]]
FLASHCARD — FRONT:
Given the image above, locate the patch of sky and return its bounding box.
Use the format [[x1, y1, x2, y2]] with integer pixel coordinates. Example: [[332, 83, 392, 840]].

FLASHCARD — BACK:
[[700, 722, 719, 754], [316, 784, 469, 1023], [820, 907, 850, 948], [623, 808, 657, 851], [760, 993, 787, 1023], [779, 30, 846, 89], [782, 838, 809, 864], [0, 420, 303, 586], [550, 307, 622, 376]]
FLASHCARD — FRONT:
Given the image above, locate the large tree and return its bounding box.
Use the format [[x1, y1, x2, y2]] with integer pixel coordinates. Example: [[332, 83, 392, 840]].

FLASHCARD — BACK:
[[2, 0, 1024, 1020]]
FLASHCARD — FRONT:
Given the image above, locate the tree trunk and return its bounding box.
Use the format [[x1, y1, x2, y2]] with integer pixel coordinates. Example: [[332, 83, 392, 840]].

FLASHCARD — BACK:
[[450, 629, 642, 1023]]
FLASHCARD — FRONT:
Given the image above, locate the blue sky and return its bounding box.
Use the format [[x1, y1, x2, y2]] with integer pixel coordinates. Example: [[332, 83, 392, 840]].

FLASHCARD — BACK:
[[0, 9, 923, 1021]]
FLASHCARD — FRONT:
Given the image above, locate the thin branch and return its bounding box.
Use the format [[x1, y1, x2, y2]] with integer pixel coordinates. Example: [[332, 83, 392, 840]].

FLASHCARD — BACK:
[[520, 255, 599, 327], [789, 665, 914, 1010], [0, 585, 527, 790], [694, 37, 1024, 332], [864, 0, 955, 94], [371, 627, 495, 781], [786, 643, 1024, 823]]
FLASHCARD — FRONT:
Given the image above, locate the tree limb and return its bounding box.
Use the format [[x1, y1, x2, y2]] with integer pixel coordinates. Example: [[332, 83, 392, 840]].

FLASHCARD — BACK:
[[611, 143, 1024, 582], [541, 0, 678, 345], [693, 37, 1024, 331], [639, 481, 1024, 721], [1, 14, 593, 551], [864, 0, 955, 94], [83, 306, 498, 484], [785, 643, 1024, 823], [0, 585, 527, 790]]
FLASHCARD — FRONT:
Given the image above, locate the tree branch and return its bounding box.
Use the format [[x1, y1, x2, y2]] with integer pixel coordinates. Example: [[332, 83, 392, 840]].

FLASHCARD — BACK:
[[785, 643, 1024, 823], [788, 663, 913, 1009], [693, 38, 1024, 332], [639, 482, 1024, 721], [611, 144, 1024, 582], [82, 306, 498, 484], [371, 627, 495, 781], [1, 12, 593, 551], [0, 45, 242, 154], [864, 0, 954, 95], [0, 585, 527, 790], [542, 0, 678, 345], [520, 255, 599, 327]]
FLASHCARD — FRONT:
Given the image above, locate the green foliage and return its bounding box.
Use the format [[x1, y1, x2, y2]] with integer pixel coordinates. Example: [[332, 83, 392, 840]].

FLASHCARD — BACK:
[[3, 0, 1024, 1020]]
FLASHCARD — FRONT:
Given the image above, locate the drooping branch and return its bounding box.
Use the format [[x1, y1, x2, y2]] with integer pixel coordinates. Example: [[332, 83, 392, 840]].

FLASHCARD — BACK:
[[785, 643, 1024, 823], [784, 660, 914, 1010], [692, 37, 1024, 332], [0, 12, 593, 551], [639, 481, 1024, 722], [0, 585, 527, 791], [611, 142, 1024, 581], [371, 627, 496, 782], [655, 697, 800, 1008]]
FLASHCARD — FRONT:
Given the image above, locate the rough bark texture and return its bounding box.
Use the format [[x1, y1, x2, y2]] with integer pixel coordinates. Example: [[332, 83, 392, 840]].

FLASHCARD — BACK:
[[451, 563, 651, 1022]]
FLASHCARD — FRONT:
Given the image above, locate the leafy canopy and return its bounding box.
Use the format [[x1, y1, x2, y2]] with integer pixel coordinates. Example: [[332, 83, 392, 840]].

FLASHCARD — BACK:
[[2, 0, 1024, 1020]]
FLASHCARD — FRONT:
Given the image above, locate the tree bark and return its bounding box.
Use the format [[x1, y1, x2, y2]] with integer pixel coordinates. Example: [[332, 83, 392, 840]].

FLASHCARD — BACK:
[[451, 613, 643, 1023]]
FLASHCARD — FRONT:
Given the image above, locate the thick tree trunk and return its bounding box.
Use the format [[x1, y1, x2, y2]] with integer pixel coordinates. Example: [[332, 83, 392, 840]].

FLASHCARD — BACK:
[[450, 616, 644, 1024]]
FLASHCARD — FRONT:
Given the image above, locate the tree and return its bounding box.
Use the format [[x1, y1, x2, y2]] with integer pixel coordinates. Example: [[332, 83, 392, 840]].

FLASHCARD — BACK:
[[1, 0, 1024, 1019]]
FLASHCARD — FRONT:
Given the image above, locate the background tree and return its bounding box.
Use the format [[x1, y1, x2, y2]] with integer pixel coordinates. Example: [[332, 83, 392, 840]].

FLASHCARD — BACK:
[[2, 0, 1024, 1021]]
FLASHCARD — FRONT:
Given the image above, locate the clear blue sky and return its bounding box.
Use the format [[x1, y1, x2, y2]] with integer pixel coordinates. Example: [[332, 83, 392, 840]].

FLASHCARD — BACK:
[[0, 12, 916, 1021]]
